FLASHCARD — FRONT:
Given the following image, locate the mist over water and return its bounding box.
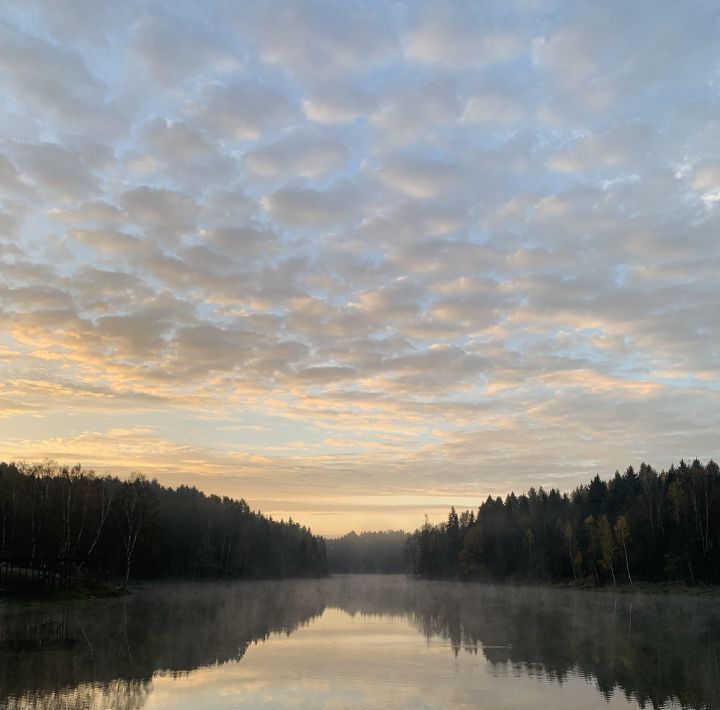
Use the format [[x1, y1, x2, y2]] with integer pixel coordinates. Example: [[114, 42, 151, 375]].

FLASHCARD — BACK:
[[1, 576, 718, 709]]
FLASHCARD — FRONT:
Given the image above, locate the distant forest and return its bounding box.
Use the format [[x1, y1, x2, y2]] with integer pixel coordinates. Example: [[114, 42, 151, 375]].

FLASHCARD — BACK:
[[0, 461, 327, 584], [326, 530, 407, 573], [406, 460, 720, 586]]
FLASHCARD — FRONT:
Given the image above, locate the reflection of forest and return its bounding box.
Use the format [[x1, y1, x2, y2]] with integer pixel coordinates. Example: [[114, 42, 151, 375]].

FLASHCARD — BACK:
[[401, 582, 720, 710], [1, 576, 719, 709], [0, 581, 326, 710]]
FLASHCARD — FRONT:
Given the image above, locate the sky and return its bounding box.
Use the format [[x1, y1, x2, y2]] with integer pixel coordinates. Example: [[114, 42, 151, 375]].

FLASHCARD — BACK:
[[0, 0, 719, 536]]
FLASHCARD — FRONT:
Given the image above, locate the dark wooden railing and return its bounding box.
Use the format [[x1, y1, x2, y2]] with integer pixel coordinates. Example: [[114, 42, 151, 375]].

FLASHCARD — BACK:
[[0, 558, 78, 593]]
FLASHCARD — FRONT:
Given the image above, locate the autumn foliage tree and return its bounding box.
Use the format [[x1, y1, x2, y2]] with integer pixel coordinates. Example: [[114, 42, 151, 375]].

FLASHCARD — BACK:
[[406, 460, 720, 586]]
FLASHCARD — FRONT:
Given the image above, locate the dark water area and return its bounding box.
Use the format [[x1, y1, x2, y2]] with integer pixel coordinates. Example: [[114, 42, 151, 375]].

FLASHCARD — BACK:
[[0, 576, 718, 709]]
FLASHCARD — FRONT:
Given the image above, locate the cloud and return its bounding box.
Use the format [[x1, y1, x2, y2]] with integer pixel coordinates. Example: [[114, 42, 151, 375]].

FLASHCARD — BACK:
[[547, 123, 653, 174], [130, 9, 240, 85], [0, 21, 102, 117], [532, 1, 719, 119], [140, 119, 214, 162], [369, 77, 462, 147], [1, 0, 719, 534], [50, 201, 123, 226], [239, 0, 399, 77], [11, 142, 97, 200], [375, 153, 465, 199], [95, 310, 173, 359], [302, 82, 376, 125], [71, 228, 149, 256], [188, 80, 297, 141], [200, 224, 279, 259], [262, 180, 361, 228], [690, 161, 720, 203], [405, 3, 524, 69], [462, 87, 526, 126], [120, 186, 197, 239], [0, 153, 28, 194], [245, 129, 349, 180]]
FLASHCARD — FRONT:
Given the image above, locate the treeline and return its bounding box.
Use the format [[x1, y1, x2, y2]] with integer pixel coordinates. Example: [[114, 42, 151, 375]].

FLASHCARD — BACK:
[[0, 461, 327, 585], [406, 459, 720, 585], [326, 530, 407, 573]]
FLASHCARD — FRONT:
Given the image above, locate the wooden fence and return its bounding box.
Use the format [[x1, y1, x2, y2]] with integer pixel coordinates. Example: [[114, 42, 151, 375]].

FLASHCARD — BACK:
[[0, 558, 78, 593]]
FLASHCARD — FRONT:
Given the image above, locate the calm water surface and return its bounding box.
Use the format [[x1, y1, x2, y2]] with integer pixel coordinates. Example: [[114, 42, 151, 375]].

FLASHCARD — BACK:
[[1, 575, 718, 709]]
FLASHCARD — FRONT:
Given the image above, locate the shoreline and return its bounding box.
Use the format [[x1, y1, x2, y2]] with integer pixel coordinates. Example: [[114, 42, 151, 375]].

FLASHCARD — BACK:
[[4, 573, 720, 613], [407, 576, 720, 597]]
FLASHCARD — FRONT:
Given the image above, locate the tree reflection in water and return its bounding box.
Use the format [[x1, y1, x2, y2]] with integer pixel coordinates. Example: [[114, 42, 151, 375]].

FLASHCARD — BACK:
[[1, 577, 718, 709]]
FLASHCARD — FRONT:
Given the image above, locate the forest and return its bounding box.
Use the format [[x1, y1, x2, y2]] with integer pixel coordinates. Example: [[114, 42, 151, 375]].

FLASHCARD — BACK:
[[0, 461, 327, 585], [326, 530, 407, 573], [406, 459, 720, 586], [4, 457, 719, 589]]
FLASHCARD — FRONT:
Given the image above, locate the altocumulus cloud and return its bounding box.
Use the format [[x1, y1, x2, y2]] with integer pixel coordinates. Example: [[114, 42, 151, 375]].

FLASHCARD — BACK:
[[0, 0, 719, 534]]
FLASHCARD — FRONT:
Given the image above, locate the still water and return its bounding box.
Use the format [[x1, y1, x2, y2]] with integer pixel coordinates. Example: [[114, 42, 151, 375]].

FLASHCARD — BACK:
[[1, 575, 718, 709]]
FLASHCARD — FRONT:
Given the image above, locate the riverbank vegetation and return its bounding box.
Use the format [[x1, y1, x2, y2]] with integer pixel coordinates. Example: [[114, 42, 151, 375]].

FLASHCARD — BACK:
[[0, 461, 327, 591], [406, 460, 720, 586]]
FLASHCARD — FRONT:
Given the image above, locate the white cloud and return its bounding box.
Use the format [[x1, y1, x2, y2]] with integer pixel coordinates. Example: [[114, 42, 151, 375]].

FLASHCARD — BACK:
[[1, 0, 719, 533], [11, 142, 97, 200], [239, 0, 399, 77], [547, 123, 653, 174], [462, 88, 526, 125], [262, 180, 361, 228], [188, 80, 297, 142], [120, 186, 197, 240], [130, 9, 240, 85], [405, 3, 524, 68], [691, 161, 720, 203], [0, 153, 28, 194], [303, 82, 376, 125], [245, 130, 349, 179], [370, 78, 462, 146], [375, 154, 465, 199]]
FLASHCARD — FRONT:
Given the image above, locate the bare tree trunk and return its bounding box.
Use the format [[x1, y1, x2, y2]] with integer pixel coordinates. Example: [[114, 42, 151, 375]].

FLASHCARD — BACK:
[[85, 482, 114, 565], [122, 484, 143, 591], [9, 487, 16, 549], [690, 480, 708, 556], [72, 497, 88, 557], [622, 539, 632, 584], [30, 481, 37, 560], [225, 529, 233, 576], [704, 487, 710, 558], [60, 477, 73, 559], [124, 520, 141, 590]]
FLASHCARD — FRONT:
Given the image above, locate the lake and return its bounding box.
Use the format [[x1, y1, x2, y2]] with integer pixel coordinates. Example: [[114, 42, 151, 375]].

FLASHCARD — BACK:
[[1, 575, 718, 709]]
